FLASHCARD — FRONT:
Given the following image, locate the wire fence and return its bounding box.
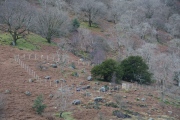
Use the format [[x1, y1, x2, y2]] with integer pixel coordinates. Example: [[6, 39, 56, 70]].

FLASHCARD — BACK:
[[15, 53, 91, 66], [13, 53, 164, 96]]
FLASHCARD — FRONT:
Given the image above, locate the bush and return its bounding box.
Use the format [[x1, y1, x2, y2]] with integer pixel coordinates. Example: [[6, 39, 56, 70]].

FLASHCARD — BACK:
[[33, 95, 46, 115], [105, 102, 118, 108], [91, 59, 123, 82], [72, 19, 80, 31], [120, 56, 152, 84]]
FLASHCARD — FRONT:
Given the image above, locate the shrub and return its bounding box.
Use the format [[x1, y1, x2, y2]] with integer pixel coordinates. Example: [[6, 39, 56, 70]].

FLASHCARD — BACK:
[[91, 59, 123, 82], [120, 56, 152, 84], [33, 95, 46, 115], [71, 71, 79, 77], [105, 102, 118, 108], [72, 19, 80, 31]]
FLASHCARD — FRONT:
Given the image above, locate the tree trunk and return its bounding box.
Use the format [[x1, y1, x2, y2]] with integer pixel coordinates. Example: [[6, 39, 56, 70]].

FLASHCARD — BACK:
[[47, 37, 51, 43], [59, 111, 63, 118], [12, 32, 17, 46], [88, 13, 92, 27]]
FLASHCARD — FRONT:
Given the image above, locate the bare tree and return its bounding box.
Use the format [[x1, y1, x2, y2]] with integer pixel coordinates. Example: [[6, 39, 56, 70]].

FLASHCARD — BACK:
[[0, 0, 34, 45], [54, 85, 72, 117], [109, 0, 127, 24], [35, 7, 69, 43], [79, 0, 107, 27]]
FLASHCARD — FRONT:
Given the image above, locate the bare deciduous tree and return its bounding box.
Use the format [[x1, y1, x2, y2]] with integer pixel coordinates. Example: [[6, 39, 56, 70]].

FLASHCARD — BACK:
[[0, 0, 34, 45], [35, 7, 69, 43], [80, 0, 107, 27], [54, 85, 72, 117]]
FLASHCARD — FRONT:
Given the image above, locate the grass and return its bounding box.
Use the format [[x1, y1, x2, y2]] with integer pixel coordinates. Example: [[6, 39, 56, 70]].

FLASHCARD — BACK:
[[0, 31, 56, 50], [62, 112, 75, 120], [55, 112, 75, 120], [162, 99, 180, 108], [80, 22, 101, 32]]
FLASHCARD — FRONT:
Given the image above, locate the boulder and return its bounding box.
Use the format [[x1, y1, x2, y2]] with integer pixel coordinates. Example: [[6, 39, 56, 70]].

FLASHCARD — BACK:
[[25, 91, 31, 96], [94, 97, 103, 102], [45, 76, 51, 79], [86, 85, 90, 89], [116, 112, 131, 118], [29, 78, 36, 83], [55, 80, 60, 84], [72, 99, 81, 105], [5, 89, 10, 94], [51, 64, 57, 68], [141, 98, 146, 101], [87, 76, 92, 81], [81, 85, 91, 90], [100, 87, 106, 92], [60, 79, 66, 83], [148, 118, 154, 120], [76, 88, 81, 91], [95, 82, 100, 85], [49, 94, 53, 98]]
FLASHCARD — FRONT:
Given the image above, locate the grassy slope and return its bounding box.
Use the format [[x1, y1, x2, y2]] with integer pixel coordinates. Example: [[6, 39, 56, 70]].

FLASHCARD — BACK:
[[80, 21, 102, 32], [0, 31, 56, 50]]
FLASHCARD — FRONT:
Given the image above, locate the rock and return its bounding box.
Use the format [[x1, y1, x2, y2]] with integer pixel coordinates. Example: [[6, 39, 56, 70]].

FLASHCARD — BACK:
[[141, 98, 146, 101], [94, 97, 103, 102], [45, 76, 51, 79], [168, 111, 172, 114], [81, 68, 86, 73], [76, 88, 81, 91], [79, 58, 84, 62], [5, 89, 10, 94], [84, 92, 91, 96], [55, 80, 60, 84], [81, 86, 87, 90], [113, 111, 131, 118], [95, 82, 100, 85], [100, 87, 106, 92], [123, 96, 127, 98], [87, 76, 92, 81], [114, 86, 120, 90], [49, 94, 53, 98], [29, 78, 35, 83], [148, 118, 154, 120], [72, 99, 81, 105], [25, 91, 31, 96], [60, 79, 66, 83], [86, 85, 90, 89], [51, 64, 57, 68], [29, 79, 33, 83]]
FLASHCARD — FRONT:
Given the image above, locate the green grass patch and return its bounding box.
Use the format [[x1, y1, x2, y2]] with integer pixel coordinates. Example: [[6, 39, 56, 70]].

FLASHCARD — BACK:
[[62, 112, 75, 120], [0, 31, 56, 50], [80, 22, 101, 32], [162, 99, 180, 107], [54, 112, 75, 120]]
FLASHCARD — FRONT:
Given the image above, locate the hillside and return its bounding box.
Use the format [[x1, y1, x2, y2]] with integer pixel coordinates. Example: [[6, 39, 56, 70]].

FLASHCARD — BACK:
[[0, 0, 180, 120]]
